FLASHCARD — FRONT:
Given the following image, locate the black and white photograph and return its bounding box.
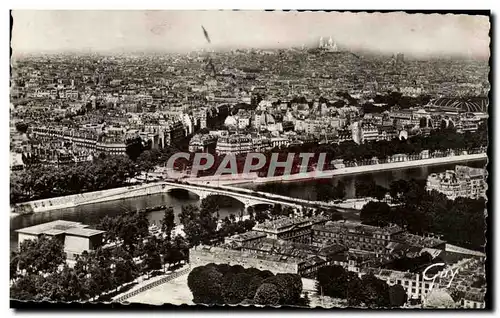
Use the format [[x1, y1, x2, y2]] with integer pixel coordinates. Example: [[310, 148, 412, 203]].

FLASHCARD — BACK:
[[9, 10, 490, 309]]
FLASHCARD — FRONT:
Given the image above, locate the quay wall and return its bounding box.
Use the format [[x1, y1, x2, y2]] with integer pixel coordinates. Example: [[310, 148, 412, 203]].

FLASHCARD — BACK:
[[189, 246, 299, 274], [12, 182, 167, 215], [252, 153, 487, 184], [11, 153, 487, 215]]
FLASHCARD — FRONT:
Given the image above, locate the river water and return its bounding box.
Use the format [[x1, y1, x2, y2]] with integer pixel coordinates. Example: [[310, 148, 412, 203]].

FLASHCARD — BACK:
[[10, 160, 486, 251], [242, 160, 487, 201]]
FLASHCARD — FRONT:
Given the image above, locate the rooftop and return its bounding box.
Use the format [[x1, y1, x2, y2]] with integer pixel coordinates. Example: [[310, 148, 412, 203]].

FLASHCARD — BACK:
[[314, 221, 404, 236], [15, 220, 87, 235], [254, 215, 328, 233], [64, 227, 106, 238], [195, 245, 304, 264], [225, 231, 267, 243], [392, 232, 446, 248], [15, 220, 105, 239]]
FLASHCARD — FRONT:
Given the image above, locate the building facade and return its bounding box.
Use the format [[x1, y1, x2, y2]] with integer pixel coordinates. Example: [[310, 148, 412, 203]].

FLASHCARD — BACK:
[[15, 220, 105, 261], [426, 165, 487, 200], [253, 216, 329, 244]]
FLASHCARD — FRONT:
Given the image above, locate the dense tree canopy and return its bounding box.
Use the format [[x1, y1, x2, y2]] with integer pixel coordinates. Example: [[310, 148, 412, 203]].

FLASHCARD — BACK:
[[17, 236, 65, 275], [389, 284, 409, 307], [316, 265, 404, 308], [388, 179, 486, 250], [187, 264, 306, 306], [11, 210, 188, 302], [15, 122, 29, 134], [10, 155, 139, 204], [161, 207, 176, 241]]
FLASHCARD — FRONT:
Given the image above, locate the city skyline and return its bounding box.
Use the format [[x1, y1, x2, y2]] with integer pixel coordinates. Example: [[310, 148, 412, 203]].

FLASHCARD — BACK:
[[9, 10, 489, 309], [12, 11, 490, 59]]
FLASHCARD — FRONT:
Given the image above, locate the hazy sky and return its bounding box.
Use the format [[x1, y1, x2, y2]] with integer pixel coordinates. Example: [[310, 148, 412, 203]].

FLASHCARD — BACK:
[[12, 11, 490, 58]]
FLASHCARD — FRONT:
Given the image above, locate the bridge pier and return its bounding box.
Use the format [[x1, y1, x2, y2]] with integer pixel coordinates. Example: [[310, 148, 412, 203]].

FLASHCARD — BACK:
[[197, 192, 208, 201]]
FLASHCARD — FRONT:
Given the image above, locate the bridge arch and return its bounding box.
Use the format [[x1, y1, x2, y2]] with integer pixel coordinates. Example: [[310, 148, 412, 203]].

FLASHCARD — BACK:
[[246, 202, 275, 209], [165, 187, 204, 200], [201, 194, 246, 209]]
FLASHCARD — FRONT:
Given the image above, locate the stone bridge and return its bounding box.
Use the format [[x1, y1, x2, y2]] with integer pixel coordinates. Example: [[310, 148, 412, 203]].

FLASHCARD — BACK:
[[162, 182, 303, 210]]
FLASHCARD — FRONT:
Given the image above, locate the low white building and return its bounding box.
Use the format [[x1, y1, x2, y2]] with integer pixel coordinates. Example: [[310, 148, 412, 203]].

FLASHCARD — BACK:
[[16, 220, 105, 261]]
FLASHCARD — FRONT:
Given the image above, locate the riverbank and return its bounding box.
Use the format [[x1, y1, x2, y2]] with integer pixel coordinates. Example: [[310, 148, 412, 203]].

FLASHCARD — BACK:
[[186, 153, 487, 185], [253, 153, 487, 184], [11, 183, 167, 215], [11, 153, 486, 215]]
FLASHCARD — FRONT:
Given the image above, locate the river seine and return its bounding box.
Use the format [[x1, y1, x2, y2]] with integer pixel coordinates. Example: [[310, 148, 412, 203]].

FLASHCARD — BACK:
[[10, 160, 486, 251]]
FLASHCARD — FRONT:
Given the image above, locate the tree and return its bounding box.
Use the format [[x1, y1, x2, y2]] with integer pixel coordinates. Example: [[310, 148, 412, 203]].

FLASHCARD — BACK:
[[449, 288, 466, 303], [125, 136, 144, 161], [41, 265, 87, 301], [142, 236, 163, 275], [315, 181, 333, 202], [316, 265, 348, 299], [112, 247, 137, 288], [161, 207, 176, 241], [10, 274, 46, 301], [187, 265, 224, 304], [346, 271, 365, 307], [97, 215, 118, 243], [333, 181, 346, 200], [137, 150, 157, 181], [389, 284, 408, 307], [15, 122, 29, 134], [10, 251, 19, 282], [86, 254, 114, 299], [117, 212, 149, 253], [247, 206, 255, 220], [360, 201, 391, 227], [328, 210, 344, 222], [373, 185, 388, 201], [17, 235, 66, 275], [282, 206, 294, 217], [361, 273, 391, 308], [271, 204, 283, 218], [254, 283, 281, 306], [179, 204, 218, 247], [222, 272, 253, 304], [247, 275, 266, 299], [200, 195, 220, 215], [263, 273, 302, 305], [355, 178, 378, 198], [255, 210, 270, 223]]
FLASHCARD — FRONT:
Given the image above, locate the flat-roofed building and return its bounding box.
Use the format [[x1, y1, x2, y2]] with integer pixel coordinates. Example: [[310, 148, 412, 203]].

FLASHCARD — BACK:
[[63, 227, 107, 260], [15, 220, 105, 261]]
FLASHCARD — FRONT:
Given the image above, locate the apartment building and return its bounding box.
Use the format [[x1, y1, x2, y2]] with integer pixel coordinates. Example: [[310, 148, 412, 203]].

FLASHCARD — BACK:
[[426, 165, 487, 200]]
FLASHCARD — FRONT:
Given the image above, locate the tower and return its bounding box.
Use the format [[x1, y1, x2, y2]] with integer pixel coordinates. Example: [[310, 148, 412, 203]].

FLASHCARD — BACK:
[[319, 37, 324, 49], [396, 53, 405, 67], [328, 36, 334, 47]]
